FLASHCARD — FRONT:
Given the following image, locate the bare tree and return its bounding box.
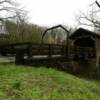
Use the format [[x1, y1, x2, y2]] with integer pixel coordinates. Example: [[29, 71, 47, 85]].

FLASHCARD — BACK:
[[0, 0, 29, 33], [0, 0, 23, 20], [15, 10, 29, 39], [77, 0, 100, 31]]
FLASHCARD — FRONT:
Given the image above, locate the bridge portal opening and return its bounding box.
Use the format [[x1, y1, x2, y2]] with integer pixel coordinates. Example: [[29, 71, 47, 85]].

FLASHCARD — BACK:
[[74, 37, 95, 48], [70, 28, 98, 59]]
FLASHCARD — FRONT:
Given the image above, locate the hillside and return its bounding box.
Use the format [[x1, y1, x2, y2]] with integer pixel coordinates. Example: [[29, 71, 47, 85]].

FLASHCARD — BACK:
[[0, 64, 100, 100]]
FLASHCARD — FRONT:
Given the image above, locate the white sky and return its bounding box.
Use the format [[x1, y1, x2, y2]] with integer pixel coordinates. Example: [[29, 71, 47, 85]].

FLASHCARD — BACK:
[[17, 0, 95, 27]]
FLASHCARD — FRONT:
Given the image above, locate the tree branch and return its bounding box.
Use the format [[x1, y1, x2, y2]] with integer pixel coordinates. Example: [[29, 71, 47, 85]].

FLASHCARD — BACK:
[[96, 0, 100, 8], [0, 0, 15, 5]]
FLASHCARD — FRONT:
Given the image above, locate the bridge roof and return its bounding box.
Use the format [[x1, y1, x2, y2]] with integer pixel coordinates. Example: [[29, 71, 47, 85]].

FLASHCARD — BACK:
[[70, 28, 100, 39]]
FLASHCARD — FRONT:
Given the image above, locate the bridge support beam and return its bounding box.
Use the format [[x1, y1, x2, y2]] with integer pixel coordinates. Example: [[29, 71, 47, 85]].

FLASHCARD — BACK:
[[15, 49, 24, 65]]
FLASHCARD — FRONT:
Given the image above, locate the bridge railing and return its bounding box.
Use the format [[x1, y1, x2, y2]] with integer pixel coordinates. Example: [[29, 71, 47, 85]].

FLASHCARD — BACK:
[[70, 46, 96, 59], [28, 44, 66, 56], [0, 42, 96, 60], [0, 43, 67, 57]]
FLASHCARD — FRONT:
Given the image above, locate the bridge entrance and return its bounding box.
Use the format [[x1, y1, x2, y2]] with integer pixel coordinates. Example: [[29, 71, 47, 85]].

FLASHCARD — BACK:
[[70, 28, 98, 60]]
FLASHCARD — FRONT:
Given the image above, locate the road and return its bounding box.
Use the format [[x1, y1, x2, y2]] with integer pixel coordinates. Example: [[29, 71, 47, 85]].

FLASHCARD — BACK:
[[0, 56, 15, 63]]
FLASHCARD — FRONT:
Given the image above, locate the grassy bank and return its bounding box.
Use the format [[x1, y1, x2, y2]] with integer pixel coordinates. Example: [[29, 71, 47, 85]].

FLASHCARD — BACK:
[[0, 64, 99, 100]]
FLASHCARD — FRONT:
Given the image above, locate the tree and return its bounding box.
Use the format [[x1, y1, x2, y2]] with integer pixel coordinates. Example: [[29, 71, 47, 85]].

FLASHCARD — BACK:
[[0, 0, 44, 44], [0, 0, 20, 19], [76, 0, 100, 31], [5, 20, 45, 43]]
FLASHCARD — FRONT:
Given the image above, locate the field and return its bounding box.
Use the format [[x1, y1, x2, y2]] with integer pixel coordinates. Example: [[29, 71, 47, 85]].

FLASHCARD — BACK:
[[0, 64, 100, 100]]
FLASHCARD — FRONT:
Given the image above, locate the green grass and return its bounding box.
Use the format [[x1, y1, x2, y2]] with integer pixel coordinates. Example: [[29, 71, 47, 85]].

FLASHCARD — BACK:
[[0, 64, 100, 100]]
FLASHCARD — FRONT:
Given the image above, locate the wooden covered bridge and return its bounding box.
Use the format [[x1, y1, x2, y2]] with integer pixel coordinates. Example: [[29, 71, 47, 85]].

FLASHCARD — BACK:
[[70, 28, 99, 60]]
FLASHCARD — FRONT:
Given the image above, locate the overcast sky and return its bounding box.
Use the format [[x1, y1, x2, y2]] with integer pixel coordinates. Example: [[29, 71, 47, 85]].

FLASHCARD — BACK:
[[17, 0, 95, 27]]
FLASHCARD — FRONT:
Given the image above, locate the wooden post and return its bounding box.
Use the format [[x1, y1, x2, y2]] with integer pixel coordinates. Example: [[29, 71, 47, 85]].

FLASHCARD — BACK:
[[15, 49, 24, 65], [48, 44, 52, 57], [27, 44, 32, 59], [97, 58, 100, 78], [66, 31, 70, 59]]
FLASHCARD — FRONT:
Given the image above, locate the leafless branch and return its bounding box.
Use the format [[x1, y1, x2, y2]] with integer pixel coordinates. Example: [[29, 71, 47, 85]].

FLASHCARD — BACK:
[[96, 0, 100, 8], [76, 0, 100, 30], [0, 0, 16, 5]]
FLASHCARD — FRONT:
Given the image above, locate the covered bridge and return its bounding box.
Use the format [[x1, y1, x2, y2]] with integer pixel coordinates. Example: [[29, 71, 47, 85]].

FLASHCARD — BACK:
[[70, 28, 100, 66]]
